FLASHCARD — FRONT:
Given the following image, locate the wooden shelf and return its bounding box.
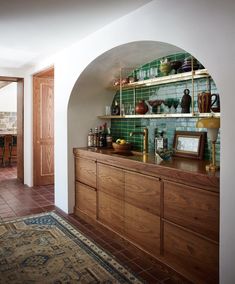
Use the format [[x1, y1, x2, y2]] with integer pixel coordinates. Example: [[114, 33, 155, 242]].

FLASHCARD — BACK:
[[98, 112, 220, 119], [114, 69, 210, 90]]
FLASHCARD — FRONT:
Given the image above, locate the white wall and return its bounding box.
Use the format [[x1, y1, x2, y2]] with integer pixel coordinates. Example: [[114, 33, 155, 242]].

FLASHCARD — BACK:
[[54, 1, 235, 283], [0, 83, 17, 112], [0, 0, 234, 282]]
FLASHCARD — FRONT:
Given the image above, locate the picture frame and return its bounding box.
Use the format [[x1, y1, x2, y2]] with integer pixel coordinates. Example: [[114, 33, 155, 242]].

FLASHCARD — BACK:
[[173, 131, 206, 160]]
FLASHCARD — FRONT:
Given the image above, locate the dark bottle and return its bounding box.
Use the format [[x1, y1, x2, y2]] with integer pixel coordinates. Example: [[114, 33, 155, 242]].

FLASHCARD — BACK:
[[98, 126, 104, 147], [111, 100, 120, 115], [181, 88, 191, 113], [102, 123, 107, 147]]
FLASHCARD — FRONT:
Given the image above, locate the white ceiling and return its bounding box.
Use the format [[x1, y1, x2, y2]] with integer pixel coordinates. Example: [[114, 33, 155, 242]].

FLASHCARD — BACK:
[[0, 0, 152, 69]]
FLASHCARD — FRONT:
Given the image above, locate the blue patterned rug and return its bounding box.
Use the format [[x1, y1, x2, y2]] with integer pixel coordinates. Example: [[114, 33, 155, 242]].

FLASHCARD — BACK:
[[0, 212, 143, 283]]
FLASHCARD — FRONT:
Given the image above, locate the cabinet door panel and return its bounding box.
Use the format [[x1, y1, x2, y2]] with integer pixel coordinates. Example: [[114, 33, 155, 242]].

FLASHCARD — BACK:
[[75, 182, 96, 219], [125, 171, 161, 215], [98, 191, 124, 234], [75, 157, 96, 188], [164, 222, 218, 284], [164, 180, 219, 241], [97, 163, 124, 200], [125, 203, 160, 257]]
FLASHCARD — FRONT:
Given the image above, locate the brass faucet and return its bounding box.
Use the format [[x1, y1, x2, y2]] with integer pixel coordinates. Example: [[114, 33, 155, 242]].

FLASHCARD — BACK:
[[130, 127, 148, 153]]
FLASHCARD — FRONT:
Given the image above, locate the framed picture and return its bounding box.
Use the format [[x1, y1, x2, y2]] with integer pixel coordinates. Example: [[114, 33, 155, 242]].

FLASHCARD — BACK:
[[173, 131, 206, 160]]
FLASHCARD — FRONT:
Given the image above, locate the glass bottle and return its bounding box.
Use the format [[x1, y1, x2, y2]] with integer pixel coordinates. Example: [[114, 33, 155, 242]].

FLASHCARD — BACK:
[[87, 128, 94, 147], [111, 100, 120, 115]]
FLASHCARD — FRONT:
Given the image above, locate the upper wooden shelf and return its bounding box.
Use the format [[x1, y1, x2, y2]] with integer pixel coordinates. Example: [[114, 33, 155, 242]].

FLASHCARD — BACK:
[[98, 112, 220, 119], [114, 69, 209, 90]]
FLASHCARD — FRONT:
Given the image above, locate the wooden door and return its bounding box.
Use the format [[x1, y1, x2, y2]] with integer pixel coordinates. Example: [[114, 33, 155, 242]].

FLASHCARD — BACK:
[[33, 77, 54, 185], [17, 79, 24, 181]]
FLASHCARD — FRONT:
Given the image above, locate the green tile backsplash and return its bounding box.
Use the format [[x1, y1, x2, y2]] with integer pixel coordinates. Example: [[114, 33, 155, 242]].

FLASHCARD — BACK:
[[111, 53, 220, 162]]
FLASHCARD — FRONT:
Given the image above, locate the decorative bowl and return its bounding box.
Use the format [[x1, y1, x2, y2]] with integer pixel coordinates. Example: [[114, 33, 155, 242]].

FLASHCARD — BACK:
[[112, 142, 132, 153], [170, 61, 182, 73], [181, 63, 199, 72]]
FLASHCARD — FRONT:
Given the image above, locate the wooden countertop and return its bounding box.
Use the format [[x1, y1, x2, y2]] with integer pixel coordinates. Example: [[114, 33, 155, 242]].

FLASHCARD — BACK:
[[73, 147, 220, 193]]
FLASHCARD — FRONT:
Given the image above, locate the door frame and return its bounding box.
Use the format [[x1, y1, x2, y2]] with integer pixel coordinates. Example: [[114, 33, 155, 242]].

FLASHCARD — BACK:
[[33, 66, 54, 186], [0, 76, 24, 182]]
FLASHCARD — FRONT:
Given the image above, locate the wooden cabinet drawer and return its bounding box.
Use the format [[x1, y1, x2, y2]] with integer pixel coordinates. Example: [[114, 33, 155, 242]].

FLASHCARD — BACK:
[[97, 163, 124, 200], [98, 191, 124, 234], [125, 171, 161, 216], [164, 222, 218, 284], [75, 182, 96, 219], [164, 180, 219, 241], [75, 157, 96, 188], [125, 203, 161, 257]]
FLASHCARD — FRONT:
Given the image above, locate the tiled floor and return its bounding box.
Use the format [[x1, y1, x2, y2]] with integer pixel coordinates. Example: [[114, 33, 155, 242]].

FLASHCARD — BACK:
[[0, 165, 191, 284]]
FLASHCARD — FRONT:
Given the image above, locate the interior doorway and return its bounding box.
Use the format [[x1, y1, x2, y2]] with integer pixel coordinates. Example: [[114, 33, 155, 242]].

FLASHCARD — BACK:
[[0, 76, 24, 182], [33, 67, 54, 186]]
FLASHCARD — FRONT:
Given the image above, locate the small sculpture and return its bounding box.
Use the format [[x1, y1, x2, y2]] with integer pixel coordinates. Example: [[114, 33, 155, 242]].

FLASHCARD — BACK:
[[159, 58, 171, 76], [181, 89, 191, 113]]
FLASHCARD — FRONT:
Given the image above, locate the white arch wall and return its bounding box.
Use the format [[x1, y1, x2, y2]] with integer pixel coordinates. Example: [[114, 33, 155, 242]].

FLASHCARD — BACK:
[[54, 1, 235, 282]]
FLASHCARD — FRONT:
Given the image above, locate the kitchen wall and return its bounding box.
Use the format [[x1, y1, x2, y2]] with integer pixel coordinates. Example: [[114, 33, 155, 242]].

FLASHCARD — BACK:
[[111, 53, 220, 161], [0, 112, 17, 130], [0, 82, 17, 130]]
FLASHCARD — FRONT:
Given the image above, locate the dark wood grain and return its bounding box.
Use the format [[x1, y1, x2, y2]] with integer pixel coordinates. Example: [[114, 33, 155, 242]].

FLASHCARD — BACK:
[[97, 163, 124, 200], [164, 180, 219, 241], [17, 79, 24, 181], [33, 76, 54, 185], [125, 202, 161, 257], [125, 170, 161, 216], [75, 182, 96, 219], [98, 191, 124, 234], [75, 156, 97, 188], [163, 221, 219, 284]]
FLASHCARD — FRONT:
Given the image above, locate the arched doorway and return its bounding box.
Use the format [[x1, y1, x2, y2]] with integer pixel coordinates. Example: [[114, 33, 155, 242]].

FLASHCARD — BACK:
[[67, 40, 220, 283]]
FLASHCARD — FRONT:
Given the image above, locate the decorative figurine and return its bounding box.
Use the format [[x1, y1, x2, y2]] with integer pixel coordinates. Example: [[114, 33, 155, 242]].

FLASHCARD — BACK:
[[181, 88, 191, 113]]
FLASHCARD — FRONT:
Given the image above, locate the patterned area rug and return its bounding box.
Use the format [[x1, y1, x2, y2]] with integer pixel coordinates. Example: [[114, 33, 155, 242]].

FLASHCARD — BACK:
[[0, 212, 143, 283]]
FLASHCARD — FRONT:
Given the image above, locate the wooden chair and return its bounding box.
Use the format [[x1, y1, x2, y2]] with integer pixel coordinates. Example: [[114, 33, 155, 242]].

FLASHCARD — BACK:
[[0, 136, 6, 166], [9, 135, 17, 166]]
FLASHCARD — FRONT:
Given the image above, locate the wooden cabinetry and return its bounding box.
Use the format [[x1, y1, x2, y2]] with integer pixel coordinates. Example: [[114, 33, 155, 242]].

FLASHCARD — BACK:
[[97, 163, 124, 233], [164, 180, 219, 241], [74, 156, 97, 219], [125, 203, 161, 256], [97, 163, 124, 199], [164, 222, 218, 284], [163, 180, 219, 283], [125, 171, 161, 215], [75, 182, 96, 219], [73, 148, 219, 284], [75, 156, 96, 188], [125, 171, 161, 256]]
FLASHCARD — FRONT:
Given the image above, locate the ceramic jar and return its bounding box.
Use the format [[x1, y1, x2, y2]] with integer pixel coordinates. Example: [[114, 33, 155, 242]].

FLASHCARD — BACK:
[[135, 100, 148, 114], [198, 92, 219, 113]]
